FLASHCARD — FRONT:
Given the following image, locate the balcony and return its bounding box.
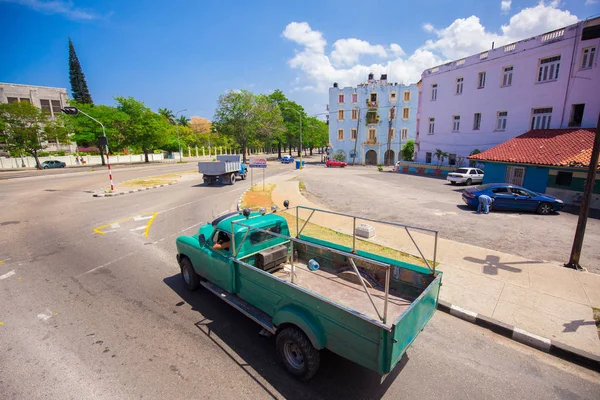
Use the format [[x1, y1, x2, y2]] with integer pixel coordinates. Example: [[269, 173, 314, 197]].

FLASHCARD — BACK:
[[365, 110, 380, 125], [366, 99, 378, 109], [365, 137, 378, 145]]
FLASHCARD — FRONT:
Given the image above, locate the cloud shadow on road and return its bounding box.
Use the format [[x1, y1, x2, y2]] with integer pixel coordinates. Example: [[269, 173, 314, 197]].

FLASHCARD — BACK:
[[163, 273, 406, 399]]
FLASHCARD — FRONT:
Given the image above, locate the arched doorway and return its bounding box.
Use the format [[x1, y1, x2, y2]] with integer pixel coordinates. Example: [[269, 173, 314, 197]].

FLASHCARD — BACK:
[[365, 150, 377, 166], [384, 150, 395, 166]]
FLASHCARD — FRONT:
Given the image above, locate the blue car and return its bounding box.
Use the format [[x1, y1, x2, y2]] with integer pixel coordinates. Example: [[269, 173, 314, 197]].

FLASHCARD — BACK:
[[281, 156, 294, 164], [462, 183, 564, 215]]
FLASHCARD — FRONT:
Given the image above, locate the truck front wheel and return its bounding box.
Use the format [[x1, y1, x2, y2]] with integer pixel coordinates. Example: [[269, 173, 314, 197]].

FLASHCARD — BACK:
[[276, 327, 320, 381], [180, 257, 200, 291]]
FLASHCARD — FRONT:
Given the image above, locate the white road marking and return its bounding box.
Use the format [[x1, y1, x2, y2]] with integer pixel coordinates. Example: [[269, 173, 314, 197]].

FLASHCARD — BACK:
[[110, 223, 121, 229], [134, 215, 153, 221], [129, 226, 146, 232], [37, 309, 53, 321], [0, 270, 16, 280]]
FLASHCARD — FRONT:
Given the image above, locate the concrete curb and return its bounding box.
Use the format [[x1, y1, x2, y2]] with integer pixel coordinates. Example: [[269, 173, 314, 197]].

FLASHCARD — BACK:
[[437, 300, 600, 372], [92, 182, 175, 197], [237, 188, 250, 211]]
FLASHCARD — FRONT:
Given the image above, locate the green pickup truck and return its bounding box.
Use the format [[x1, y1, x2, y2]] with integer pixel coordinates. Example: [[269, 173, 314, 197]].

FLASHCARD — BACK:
[[176, 204, 442, 380]]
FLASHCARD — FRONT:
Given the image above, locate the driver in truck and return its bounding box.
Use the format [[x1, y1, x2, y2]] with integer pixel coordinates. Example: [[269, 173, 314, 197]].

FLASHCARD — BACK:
[[213, 231, 231, 251]]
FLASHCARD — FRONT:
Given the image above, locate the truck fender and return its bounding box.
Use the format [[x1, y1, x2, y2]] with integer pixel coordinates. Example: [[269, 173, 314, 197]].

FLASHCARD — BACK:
[[273, 305, 326, 350]]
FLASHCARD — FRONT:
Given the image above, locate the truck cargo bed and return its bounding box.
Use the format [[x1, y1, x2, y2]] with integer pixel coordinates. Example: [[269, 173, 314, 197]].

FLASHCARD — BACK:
[[273, 261, 415, 323]]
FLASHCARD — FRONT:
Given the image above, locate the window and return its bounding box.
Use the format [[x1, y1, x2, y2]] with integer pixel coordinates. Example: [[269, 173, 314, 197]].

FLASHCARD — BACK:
[[51, 100, 62, 116], [581, 47, 596, 69], [491, 187, 510, 194], [390, 92, 397, 103], [426, 152, 432, 164], [502, 66, 513, 87], [473, 113, 481, 130], [455, 77, 463, 94], [403, 91, 410, 102], [431, 84, 437, 101], [337, 129, 344, 140], [388, 128, 395, 140], [351, 108, 358, 120], [351, 93, 358, 103], [452, 115, 460, 131], [40, 99, 52, 113], [370, 93, 378, 102], [531, 108, 552, 129], [338, 94, 345, 103], [351, 128, 357, 140], [477, 169, 484, 175], [7, 97, 18, 103], [537, 55, 560, 82], [555, 171, 573, 186], [496, 111, 508, 130], [19, 98, 30, 103], [401, 108, 409, 120], [338, 109, 344, 121], [569, 104, 585, 127], [250, 224, 281, 245], [401, 128, 408, 140], [478, 72, 486, 88], [428, 117, 435, 134], [368, 128, 376, 140], [448, 154, 456, 166]]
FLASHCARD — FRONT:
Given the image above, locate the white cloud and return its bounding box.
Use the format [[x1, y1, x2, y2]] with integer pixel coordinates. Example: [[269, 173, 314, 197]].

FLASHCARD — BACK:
[[501, 1, 512, 12], [0, 0, 98, 20], [282, 1, 579, 92]]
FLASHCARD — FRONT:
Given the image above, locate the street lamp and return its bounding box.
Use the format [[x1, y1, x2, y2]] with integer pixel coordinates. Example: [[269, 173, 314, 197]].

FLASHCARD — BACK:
[[62, 106, 114, 191], [174, 109, 187, 162]]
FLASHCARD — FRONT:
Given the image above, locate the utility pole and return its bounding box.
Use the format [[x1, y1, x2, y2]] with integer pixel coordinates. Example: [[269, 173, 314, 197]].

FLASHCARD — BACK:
[[174, 109, 187, 162], [565, 114, 600, 269]]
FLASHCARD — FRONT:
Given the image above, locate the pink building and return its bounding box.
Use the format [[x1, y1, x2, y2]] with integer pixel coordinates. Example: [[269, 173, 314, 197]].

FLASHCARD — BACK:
[[416, 17, 600, 166]]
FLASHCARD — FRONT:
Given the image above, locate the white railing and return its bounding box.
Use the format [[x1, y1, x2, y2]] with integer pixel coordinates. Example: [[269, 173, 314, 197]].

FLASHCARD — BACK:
[[480, 52, 488, 60], [504, 43, 516, 52], [541, 29, 564, 42], [456, 59, 466, 65]]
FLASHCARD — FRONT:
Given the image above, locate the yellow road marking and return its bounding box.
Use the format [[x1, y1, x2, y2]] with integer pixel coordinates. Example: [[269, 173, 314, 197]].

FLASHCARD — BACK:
[[93, 212, 156, 235], [144, 213, 158, 238], [0, 260, 4, 265], [0, 322, 3, 326]]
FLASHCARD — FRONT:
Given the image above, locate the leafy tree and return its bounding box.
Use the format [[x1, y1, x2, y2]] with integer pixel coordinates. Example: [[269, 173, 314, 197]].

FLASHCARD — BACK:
[[116, 97, 169, 162], [0, 102, 70, 169], [61, 101, 129, 165], [268, 89, 305, 157], [469, 148, 481, 167], [401, 140, 415, 161], [434, 148, 448, 168], [68, 38, 93, 104], [213, 90, 284, 163]]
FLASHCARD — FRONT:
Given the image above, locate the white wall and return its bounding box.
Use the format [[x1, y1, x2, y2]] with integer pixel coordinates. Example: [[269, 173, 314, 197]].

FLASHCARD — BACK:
[[0, 153, 169, 169]]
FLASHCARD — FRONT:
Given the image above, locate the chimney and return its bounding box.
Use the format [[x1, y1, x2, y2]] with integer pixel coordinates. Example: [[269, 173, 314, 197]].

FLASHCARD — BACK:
[[333, 82, 338, 88], [492, 41, 495, 50], [368, 72, 374, 81]]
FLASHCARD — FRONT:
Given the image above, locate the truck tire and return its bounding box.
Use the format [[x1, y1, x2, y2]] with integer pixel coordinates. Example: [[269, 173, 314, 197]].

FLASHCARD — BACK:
[[241, 172, 247, 180], [276, 327, 320, 381], [180, 257, 200, 291], [230, 173, 236, 185]]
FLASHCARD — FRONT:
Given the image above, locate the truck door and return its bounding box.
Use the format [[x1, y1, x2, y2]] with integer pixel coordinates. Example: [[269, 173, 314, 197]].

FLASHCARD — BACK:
[[209, 230, 234, 292]]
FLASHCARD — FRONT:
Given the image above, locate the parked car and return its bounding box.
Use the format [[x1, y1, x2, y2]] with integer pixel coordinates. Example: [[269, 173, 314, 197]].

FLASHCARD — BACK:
[[281, 156, 294, 164], [41, 160, 66, 169], [326, 159, 347, 168], [447, 168, 484, 185], [462, 183, 564, 215]]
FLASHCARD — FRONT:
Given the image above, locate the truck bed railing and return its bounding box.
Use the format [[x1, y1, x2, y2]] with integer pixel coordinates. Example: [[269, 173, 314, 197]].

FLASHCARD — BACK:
[[231, 220, 393, 324]]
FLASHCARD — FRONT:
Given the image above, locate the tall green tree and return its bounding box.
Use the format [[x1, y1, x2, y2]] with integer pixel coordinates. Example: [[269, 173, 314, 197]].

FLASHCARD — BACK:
[[268, 89, 305, 157], [68, 38, 93, 104], [116, 97, 169, 162], [177, 115, 190, 127], [0, 102, 70, 169], [158, 108, 175, 121], [213, 90, 284, 163], [401, 140, 415, 161]]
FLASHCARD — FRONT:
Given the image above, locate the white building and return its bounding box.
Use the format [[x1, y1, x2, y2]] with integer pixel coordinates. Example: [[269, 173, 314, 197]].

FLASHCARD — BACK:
[[416, 17, 600, 166], [0, 83, 75, 154]]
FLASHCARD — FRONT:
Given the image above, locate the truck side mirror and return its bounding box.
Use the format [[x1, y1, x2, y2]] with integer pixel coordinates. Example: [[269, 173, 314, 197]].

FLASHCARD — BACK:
[[199, 234, 206, 246]]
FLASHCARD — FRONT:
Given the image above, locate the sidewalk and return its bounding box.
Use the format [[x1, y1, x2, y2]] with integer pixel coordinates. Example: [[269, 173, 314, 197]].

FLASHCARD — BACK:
[[268, 175, 600, 357]]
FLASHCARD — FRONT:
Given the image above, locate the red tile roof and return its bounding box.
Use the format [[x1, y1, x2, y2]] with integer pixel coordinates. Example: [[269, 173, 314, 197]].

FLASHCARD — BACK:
[[468, 128, 599, 169]]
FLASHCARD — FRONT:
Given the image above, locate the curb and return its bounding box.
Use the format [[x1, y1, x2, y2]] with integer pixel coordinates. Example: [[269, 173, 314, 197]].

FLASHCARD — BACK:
[[92, 182, 176, 197], [437, 300, 600, 372], [237, 188, 250, 210]]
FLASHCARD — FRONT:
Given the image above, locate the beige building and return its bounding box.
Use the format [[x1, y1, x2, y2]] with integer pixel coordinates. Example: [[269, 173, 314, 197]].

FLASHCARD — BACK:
[[0, 82, 76, 155]]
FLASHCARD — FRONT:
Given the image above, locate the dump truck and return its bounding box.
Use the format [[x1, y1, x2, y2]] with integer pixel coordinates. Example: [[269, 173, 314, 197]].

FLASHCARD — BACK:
[[175, 203, 442, 380], [198, 154, 248, 185]]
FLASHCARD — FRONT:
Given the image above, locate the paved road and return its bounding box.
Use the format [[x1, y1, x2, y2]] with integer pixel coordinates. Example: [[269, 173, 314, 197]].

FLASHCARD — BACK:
[[0, 161, 599, 399], [299, 166, 600, 273]]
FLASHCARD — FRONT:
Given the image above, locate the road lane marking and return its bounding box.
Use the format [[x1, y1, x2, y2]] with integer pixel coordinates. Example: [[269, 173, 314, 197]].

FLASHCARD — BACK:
[[0, 270, 15, 280], [37, 309, 53, 321], [93, 212, 156, 235], [144, 212, 158, 237], [134, 215, 153, 221], [129, 226, 146, 232]]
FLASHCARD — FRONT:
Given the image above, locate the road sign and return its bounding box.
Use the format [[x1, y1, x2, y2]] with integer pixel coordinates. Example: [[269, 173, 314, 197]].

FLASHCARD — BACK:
[[249, 158, 267, 168]]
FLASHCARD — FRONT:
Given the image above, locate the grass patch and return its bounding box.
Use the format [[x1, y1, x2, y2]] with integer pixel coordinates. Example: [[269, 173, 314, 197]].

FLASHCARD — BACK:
[[593, 308, 600, 340], [298, 180, 306, 192], [120, 173, 181, 188], [240, 184, 435, 268]]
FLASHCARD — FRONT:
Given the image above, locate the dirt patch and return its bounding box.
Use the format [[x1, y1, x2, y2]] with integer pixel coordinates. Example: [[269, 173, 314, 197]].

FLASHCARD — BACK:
[[241, 184, 275, 209]]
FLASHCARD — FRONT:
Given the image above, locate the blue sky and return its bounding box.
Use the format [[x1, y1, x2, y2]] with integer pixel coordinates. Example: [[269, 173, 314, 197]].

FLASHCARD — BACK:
[[0, 0, 597, 119]]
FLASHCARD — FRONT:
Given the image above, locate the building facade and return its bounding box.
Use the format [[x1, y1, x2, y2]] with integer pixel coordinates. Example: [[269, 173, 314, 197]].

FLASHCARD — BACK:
[[0, 83, 75, 154], [416, 17, 600, 166], [328, 73, 418, 165]]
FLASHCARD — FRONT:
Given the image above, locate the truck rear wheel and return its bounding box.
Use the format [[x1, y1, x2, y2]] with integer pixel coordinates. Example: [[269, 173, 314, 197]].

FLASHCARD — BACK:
[[230, 173, 236, 185], [180, 257, 200, 291], [276, 327, 320, 381]]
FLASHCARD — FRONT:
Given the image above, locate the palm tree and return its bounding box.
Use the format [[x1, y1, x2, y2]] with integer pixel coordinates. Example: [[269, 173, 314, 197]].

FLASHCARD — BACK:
[[158, 108, 174, 121], [177, 115, 190, 127], [434, 148, 448, 168]]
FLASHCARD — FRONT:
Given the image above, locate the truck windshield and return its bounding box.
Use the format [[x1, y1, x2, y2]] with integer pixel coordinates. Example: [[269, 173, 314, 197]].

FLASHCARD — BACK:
[[250, 223, 282, 244]]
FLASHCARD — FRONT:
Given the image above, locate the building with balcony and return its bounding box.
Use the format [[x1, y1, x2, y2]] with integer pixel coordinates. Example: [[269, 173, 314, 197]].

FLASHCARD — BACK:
[[328, 73, 418, 165], [415, 17, 600, 167], [0, 82, 75, 155]]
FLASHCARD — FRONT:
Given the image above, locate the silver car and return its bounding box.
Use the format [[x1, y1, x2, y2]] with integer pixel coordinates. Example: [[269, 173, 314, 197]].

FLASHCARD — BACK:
[[41, 160, 66, 169], [447, 167, 484, 185]]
